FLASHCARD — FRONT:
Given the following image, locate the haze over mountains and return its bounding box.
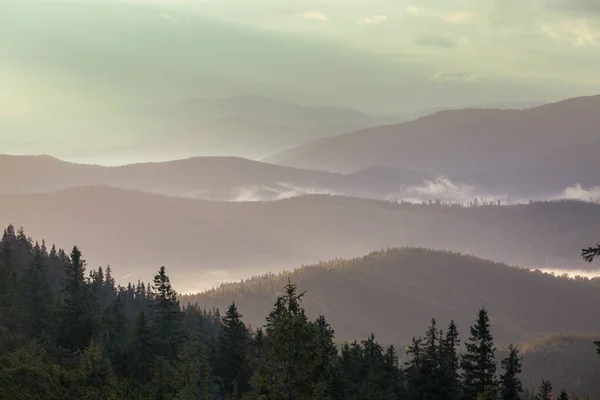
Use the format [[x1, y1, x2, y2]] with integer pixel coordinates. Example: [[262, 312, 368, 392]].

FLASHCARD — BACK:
[[3, 96, 404, 164], [1, 185, 598, 292], [267, 94, 600, 199]]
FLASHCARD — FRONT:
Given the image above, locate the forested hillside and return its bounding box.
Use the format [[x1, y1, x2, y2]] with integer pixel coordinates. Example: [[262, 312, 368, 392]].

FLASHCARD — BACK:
[[182, 247, 600, 346], [0, 186, 598, 291], [0, 225, 596, 399]]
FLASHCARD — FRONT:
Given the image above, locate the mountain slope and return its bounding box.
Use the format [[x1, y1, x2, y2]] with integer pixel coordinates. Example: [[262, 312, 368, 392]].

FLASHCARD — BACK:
[[0, 154, 428, 201], [0, 186, 599, 291], [510, 333, 600, 398], [266, 94, 600, 195], [181, 248, 600, 346]]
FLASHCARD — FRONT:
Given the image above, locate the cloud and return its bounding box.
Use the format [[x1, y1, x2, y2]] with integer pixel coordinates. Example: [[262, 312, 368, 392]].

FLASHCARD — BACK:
[[359, 15, 388, 25], [441, 11, 478, 24], [405, 6, 420, 17], [429, 72, 480, 82], [549, 0, 600, 17], [414, 34, 454, 48], [230, 183, 337, 202], [300, 11, 329, 22], [541, 19, 599, 46], [390, 177, 491, 204], [558, 184, 600, 201]]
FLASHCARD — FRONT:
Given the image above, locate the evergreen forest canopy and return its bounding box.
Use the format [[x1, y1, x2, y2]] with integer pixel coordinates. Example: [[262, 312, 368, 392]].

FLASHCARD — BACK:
[[0, 225, 599, 399]]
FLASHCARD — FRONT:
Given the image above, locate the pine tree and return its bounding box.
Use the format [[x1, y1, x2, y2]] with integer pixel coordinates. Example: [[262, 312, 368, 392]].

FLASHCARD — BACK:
[[15, 251, 55, 340], [216, 302, 251, 396], [461, 307, 498, 399], [558, 389, 570, 400], [150, 266, 184, 361], [537, 380, 552, 400], [500, 345, 523, 400], [58, 246, 98, 352]]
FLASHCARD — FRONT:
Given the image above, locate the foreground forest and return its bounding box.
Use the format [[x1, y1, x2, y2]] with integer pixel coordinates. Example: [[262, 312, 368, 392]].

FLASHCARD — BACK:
[[0, 225, 599, 399]]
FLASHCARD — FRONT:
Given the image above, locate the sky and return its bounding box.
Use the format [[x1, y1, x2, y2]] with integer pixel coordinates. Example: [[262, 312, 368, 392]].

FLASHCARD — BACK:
[[1, 0, 600, 120]]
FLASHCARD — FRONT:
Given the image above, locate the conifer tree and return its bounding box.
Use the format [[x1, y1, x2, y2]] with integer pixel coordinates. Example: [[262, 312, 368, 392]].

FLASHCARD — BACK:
[[102, 295, 129, 377], [150, 266, 184, 361], [15, 251, 55, 340], [440, 320, 461, 400], [312, 315, 337, 399], [461, 307, 498, 399], [58, 246, 98, 351], [558, 389, 570, 400], [0, 239, 16, 329], [537, 380, 552, 400], [216, 302, 251, 396], [500, 345, 523, 400], [405, 336, 426, 398], [131, 312, 153, 384], [248, 281, 329, 399], [173, 334, 214, 400]]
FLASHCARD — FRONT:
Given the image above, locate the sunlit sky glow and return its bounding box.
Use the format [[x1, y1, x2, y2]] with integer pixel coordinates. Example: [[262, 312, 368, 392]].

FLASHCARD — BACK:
[[1, 0, 599, 120]]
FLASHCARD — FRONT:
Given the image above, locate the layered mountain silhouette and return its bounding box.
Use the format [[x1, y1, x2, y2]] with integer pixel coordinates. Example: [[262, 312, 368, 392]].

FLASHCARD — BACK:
[[0, 154, 430, 201], [266, 94, 600, 197], [0, 186, 597, 291]]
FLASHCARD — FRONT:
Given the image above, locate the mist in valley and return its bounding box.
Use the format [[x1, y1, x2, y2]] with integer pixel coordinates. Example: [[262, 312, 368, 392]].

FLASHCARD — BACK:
[[3, 0, 600, 398]]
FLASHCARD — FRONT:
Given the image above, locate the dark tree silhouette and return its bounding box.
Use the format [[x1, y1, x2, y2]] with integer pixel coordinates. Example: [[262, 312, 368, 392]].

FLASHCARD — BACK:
[[582, 243, 600, 262]]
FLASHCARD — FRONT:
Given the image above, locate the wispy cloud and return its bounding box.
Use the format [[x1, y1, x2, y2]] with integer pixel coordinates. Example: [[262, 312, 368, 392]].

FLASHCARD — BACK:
[[541, 20, 599, 46], [414, 34, 454, 48], [441, 11, 478, 24], [359, 15, 388, 25], [549, 0, 600, 17], [300, 11, 329, 22], [405, 6, 420, 17], [429, 72, 481, 82]]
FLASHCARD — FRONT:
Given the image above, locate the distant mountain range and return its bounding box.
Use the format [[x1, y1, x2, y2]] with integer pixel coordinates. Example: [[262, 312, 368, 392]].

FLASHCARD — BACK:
[[0, 186, 597, 291], [0, 154, 430, 201], [266, 94, 600, 197]]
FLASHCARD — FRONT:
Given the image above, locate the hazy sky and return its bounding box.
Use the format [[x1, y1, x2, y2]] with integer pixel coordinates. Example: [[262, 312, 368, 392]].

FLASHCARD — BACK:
[[1, 0, 600, 118]]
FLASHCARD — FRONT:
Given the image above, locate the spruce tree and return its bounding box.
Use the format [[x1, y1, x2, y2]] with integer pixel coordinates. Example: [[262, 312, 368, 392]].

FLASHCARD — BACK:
[[15, 251, 55, 340], [248, 281, 330, 399], [461, 307, 498, 399], [131, 311, 153, 384], [500, 345, 523, 400], [405, 336, 426, 398], [440, 320, 461, 400], [312, 315, 337, 399], [0, 240, 16, 329], [558, 389, 570, 400], [58, 246, 98, 352], [216, 302, 251, 396], [150, 266, 184, 361], [537, 380, 552, 400], [102, 295, 129, 378], [173, 334, 213, 400]]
